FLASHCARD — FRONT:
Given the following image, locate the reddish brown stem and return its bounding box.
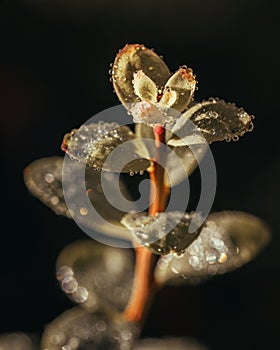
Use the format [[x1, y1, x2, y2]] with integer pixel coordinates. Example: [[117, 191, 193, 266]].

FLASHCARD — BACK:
[[123, 125, 170, 324]]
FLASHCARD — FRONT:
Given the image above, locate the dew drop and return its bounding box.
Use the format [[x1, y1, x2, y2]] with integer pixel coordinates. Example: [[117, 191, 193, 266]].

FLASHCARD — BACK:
[[218, 252, 228, 263], [189, 255, 200, 268], [205, 251, 217, 264], [62, 345, 71, 350], [56, 266, 74, 281], [232, 135, 239, 142], [80, 207, 88, 216], [61, 276, 78, 293], [45, 173, 55, 183], [50, 333, 65, 346], [72, 286, 89, 303], [208, 265, 218, 275], [50, 195, 59, 206], [121, 329, 132, 341], [95, 320, 107, 332]]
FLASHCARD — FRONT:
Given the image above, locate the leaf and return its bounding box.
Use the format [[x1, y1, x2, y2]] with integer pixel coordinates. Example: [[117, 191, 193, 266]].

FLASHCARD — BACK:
[[62, 122, 151, 173], [23, 157, 71, 217], [133, 70, 158, 103], [169, 99, 254, 146], [155, 211, 270, 285], [121, 211, 203, 255], [24, 157, 134, 242], [41, 306, 139, 350], [131, 101, 178, 126], [159, 67, 196, 112], [56, 240, 133, 311], [112, 44, 170, 108], [164, 144, 206, 187]]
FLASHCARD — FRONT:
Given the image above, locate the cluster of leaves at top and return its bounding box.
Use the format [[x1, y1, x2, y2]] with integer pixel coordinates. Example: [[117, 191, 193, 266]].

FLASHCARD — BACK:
[[20, 44, 270, 350]]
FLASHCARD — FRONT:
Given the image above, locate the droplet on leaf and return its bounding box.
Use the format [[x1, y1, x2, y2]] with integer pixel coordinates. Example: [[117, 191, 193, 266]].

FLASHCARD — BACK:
[[155, 211, 270, 285], [121, 211, 204, 255], [112, 44, 170, 108]]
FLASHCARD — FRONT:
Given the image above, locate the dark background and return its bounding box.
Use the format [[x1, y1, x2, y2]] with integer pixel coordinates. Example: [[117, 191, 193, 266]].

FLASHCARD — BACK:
[[1, 0, 279, 349]]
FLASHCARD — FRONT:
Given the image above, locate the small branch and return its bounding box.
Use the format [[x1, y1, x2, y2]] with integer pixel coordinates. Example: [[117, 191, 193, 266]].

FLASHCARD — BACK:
[[123, 247, 156, 322], [149, 124, 170, 215], [123, 125, 170, 324]]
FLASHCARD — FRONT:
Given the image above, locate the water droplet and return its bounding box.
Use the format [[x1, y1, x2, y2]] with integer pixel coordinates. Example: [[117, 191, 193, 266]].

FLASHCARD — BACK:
[[56, 266, 74, 281], [189, 255, 200, 268], [210, 237, 224, 250], [208, 265, 218, 275], [68, 337, 80, 349], [188, 243, 200, 255], [95, 320, 107, 332], [62, 345, 71, 350], [80, 207, 88, 216], [50, 333, 65, 346], [50, 195, 59, 206], [72, 286, 89, 303], [232, 135, 239, 142], [121, 329, 132, 341], [205, 251, 217, 264], [218, 252, 227, 263], [61, 276, 78, 293], [45, 173, 54, 183]]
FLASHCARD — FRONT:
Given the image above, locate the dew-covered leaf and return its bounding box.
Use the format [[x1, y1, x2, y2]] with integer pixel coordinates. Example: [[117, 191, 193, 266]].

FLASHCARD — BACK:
[[131, 101, 180, 126], [56, 240, 133, 311], [121, 211, 203, 255], [159, 67, 196, 112], [133, 70, 158, 103], [24, 157, 134, 241], [164, 144, 206, 187], [133, 337, 208, 350], [112, 44, 170, 107], [61, 122, 151, 173], [41, 306, 139, 350], [24, 157, 71, 217], [155, 211, 270, 285], [0, 333, 38, 350], [169, 99, 254, 146]]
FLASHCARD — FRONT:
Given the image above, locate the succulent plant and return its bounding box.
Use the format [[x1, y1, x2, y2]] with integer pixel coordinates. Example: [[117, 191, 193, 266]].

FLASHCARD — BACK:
[[18, 44, 271, 349]]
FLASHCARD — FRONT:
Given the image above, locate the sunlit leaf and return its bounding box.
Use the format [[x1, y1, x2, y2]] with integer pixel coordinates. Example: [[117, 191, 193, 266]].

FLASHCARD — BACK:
[[133, 70, 158, 103], [56, 240, 133, 311], [169, 99, 254, 146], [112, 44, 170, 107], [23, 157, 71, 217], [155, 211, 270, 285], [24, 157, 134, 241], [62, 122, 151, 173], [121, 211, 203, 255], [41, 306, 139, 350], [159, 67, 196, 112], [131, 101, 180, 126]]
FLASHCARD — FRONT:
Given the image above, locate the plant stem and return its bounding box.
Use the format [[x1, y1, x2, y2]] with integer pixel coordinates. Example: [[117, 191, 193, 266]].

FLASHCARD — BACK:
[[123, 125, 170, 324]]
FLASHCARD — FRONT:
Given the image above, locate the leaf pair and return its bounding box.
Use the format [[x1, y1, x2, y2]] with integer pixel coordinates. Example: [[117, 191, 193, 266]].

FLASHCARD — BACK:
[[112, 43, 254, 143]]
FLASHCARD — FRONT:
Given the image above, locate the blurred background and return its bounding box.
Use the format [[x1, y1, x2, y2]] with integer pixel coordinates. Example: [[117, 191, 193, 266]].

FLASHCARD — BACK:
[[0, 0, 279, 349]]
